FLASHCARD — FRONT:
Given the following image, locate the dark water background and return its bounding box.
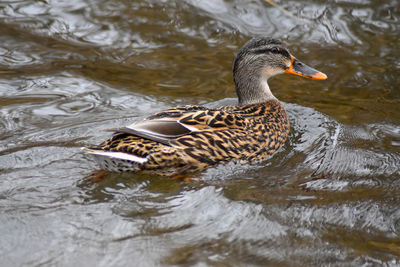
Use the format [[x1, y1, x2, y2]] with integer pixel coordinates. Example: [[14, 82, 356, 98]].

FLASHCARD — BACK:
[[0, 0, 399, 265]]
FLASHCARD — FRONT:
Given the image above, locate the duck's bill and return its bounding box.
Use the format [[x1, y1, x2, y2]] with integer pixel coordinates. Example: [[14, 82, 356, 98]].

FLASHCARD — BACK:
[[284, 57, 327, 80]]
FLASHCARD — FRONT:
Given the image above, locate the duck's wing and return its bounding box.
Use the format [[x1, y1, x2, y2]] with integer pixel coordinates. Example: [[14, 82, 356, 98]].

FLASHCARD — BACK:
[[108, 119, 196, 145], [107, 106, 246, 145]]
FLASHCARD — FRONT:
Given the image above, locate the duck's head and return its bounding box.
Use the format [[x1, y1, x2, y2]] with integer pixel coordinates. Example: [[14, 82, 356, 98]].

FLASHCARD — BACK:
[[233, 37, 327, 105]]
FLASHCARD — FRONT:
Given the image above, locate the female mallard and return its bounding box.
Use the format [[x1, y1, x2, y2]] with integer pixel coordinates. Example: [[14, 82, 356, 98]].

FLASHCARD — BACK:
[[84, 37, 327, 176]]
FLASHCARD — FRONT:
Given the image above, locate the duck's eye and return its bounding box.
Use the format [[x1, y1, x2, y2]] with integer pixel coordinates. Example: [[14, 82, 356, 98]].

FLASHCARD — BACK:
[[270, 47, 279, 53]]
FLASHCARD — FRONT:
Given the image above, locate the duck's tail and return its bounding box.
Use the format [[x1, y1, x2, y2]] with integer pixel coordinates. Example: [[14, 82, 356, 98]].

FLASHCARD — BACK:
[[82, 147, 147, 172]]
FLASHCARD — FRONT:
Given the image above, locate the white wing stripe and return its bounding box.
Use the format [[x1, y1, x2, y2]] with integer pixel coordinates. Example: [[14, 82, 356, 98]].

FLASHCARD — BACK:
[[85, 150, 148, 163], [179, 122, 199, 132]]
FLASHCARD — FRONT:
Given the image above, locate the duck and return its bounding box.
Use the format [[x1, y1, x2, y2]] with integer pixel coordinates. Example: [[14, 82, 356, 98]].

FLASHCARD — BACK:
[[83, 37, 327, 176]]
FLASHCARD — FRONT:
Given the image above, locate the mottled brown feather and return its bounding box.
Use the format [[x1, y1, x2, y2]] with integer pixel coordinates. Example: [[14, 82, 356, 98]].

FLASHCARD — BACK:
[[86, 99, 289, 176]]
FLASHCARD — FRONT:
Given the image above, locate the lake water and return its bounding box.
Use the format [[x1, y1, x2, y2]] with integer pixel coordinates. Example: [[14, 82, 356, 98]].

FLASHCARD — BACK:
[[1, 0, 399, 265]]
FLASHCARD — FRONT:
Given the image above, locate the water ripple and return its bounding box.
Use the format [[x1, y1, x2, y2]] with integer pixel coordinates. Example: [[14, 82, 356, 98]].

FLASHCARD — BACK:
[[0, 0, 399, 265]]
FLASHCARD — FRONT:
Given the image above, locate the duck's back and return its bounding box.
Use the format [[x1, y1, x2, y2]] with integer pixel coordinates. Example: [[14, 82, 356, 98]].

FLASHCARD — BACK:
[[85, 99, 289, 175]]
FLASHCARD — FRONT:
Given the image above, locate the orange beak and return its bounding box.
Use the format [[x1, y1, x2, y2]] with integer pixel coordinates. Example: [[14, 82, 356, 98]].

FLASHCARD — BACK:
[[284, 56, 327, 80]]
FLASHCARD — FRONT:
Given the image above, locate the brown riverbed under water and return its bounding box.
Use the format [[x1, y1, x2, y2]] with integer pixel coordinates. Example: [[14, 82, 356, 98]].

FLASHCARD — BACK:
[[0, 0, 400, 265]]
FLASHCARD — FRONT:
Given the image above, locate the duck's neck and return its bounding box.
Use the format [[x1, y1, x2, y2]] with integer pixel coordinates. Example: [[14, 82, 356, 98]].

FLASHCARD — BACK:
[[235, 74, 277, 106]]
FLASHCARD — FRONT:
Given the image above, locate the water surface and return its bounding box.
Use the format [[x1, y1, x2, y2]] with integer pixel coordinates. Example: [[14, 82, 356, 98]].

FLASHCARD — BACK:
[[0, 0, 400, 265]]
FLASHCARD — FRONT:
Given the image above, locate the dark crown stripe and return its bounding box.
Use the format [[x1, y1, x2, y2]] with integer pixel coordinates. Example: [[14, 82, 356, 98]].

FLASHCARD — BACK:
[[252, 47, 291, 59]]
